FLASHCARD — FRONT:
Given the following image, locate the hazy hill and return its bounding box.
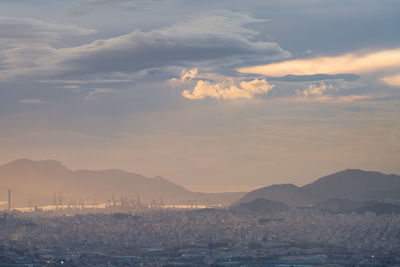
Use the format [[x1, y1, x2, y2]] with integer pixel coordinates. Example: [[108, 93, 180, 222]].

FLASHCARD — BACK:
[[0, 159, 244, 207], [237, 183, 316, 207], [354, 201, 400, 215], [236, 169, 400, 207], [302, 169, 400, 201], [314, 199, 363, 214], [314, 199, 400, 215], [230, 198, 290, 215]]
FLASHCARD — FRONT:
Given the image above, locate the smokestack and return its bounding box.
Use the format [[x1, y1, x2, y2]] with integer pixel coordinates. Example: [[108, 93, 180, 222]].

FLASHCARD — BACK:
[[8, 189, 11, 211], [53, 192, 57, 210], [59, 192, 63, 209]]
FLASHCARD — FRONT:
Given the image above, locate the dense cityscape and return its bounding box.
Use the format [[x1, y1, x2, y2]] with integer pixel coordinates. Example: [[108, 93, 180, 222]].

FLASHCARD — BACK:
[[1, 204, 400, 266], [1, 0, 400, 266]]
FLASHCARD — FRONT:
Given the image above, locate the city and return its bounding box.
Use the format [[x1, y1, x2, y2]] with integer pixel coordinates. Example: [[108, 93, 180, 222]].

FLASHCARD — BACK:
[[1, 0, 400, 266], [1, 199, 400, 266]]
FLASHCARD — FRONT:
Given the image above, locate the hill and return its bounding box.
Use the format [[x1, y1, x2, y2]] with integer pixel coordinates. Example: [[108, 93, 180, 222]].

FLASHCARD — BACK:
[[236, 169, 400, 207], [230, 198, 290, 215], [314, 199, 400, 215], [354, 201, 400, 215], [0, 159, 245, 207], [314, 199, 363, 214], [237, 184, 315, 207]]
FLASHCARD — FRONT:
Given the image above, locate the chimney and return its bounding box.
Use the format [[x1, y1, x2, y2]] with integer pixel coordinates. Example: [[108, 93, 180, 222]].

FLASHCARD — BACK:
[[8, 189, 11, 211]]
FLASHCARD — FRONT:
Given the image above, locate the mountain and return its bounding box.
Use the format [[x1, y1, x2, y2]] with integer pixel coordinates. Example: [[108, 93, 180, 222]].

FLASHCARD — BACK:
[[0, 159, 245, 207], [236, 169, 400, 207], [315, 199, 400, 215], [230, 198, 290, 215], [354, 201, 400, 215], [314, 199, 363, 214], [301, 169, 400, 200], [237, 184, 316, 207]]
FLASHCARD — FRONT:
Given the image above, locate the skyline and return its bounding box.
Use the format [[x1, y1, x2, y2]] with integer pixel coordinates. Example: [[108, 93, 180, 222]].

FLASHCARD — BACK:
[[0, 0, 399, 192]]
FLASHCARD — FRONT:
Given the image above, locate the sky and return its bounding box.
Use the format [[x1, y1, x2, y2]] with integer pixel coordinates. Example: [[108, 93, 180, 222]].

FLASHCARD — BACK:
[[0, 0, 399, 192]]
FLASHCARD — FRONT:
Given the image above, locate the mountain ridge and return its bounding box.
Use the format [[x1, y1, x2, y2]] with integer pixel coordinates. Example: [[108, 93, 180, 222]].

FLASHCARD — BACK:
[[2, 160, 399, 209], [0, 159, 245, 207], [236, 169, 400, 207]]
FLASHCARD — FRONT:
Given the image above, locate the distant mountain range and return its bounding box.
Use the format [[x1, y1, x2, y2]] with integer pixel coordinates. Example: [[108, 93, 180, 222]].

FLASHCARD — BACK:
[[0, 159, 245, 207], [2, 160, 400, 210], [236, 169, 400, 207]]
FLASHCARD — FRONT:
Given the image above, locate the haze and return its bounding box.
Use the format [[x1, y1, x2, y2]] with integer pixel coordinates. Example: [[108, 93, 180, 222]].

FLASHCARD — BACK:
[[0, 0, 399, 192]]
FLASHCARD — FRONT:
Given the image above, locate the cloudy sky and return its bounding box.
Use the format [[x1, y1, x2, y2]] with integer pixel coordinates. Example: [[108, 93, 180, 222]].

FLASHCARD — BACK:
[[1, 0, 399, 192]]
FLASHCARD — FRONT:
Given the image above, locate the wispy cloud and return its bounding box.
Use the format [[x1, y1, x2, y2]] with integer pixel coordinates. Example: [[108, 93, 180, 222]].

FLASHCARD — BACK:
[[296, 95, 374, 103], [69, 0, 160, 15], [0, 17, 96, 42], [174, 68, 198, 83], [19, 98, 51, 104], [382, 73, 400, 87], [59, 85, 80, 89], [237, 47, 400, 77], [270, 74, 360, 83], [86, 88, 119, 98], [273, 94, 375, 104], [299, 82, 335, 97], [290, 81, 376, 103]]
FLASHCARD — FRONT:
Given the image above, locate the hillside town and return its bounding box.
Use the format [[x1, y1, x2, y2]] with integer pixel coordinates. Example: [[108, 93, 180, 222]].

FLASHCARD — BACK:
[[1, 207, 400, 266]]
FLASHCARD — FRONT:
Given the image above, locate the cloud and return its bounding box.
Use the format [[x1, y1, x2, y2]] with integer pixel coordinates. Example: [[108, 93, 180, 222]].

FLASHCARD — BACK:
[[296, 95, 374, 103], [270, 74, 360, 82], [182, 79, 273, 100], [69, 0, 159, 15], [382, 73, 400, 87], [1, 44, 56, 68], [300, 82, 335, 97], [59, 12, 288, 74], [237, 47, 400, 77], [19, 98, 51, 104], [274, 94, 375, 104], [172, 68, 273, 100], [86, 88, 120, 98], [173, 69, 362, 102], [289, 81, 377, 103], [170, 68, 198, 83], [171, 69, 377, 102], [0, 12, 290, 82], [0, 17, 96, 41], [59, 85, 80, 89]]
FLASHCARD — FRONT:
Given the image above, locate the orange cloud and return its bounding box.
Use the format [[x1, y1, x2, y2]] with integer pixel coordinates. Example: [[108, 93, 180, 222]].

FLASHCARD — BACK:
[[382, 73, 400, 86], [300, 82, 335, 96], [182, 78, 274, 100], [237, 47, 400, 77], [294, 94, 374, 103], [170, 68, 274, 100]]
